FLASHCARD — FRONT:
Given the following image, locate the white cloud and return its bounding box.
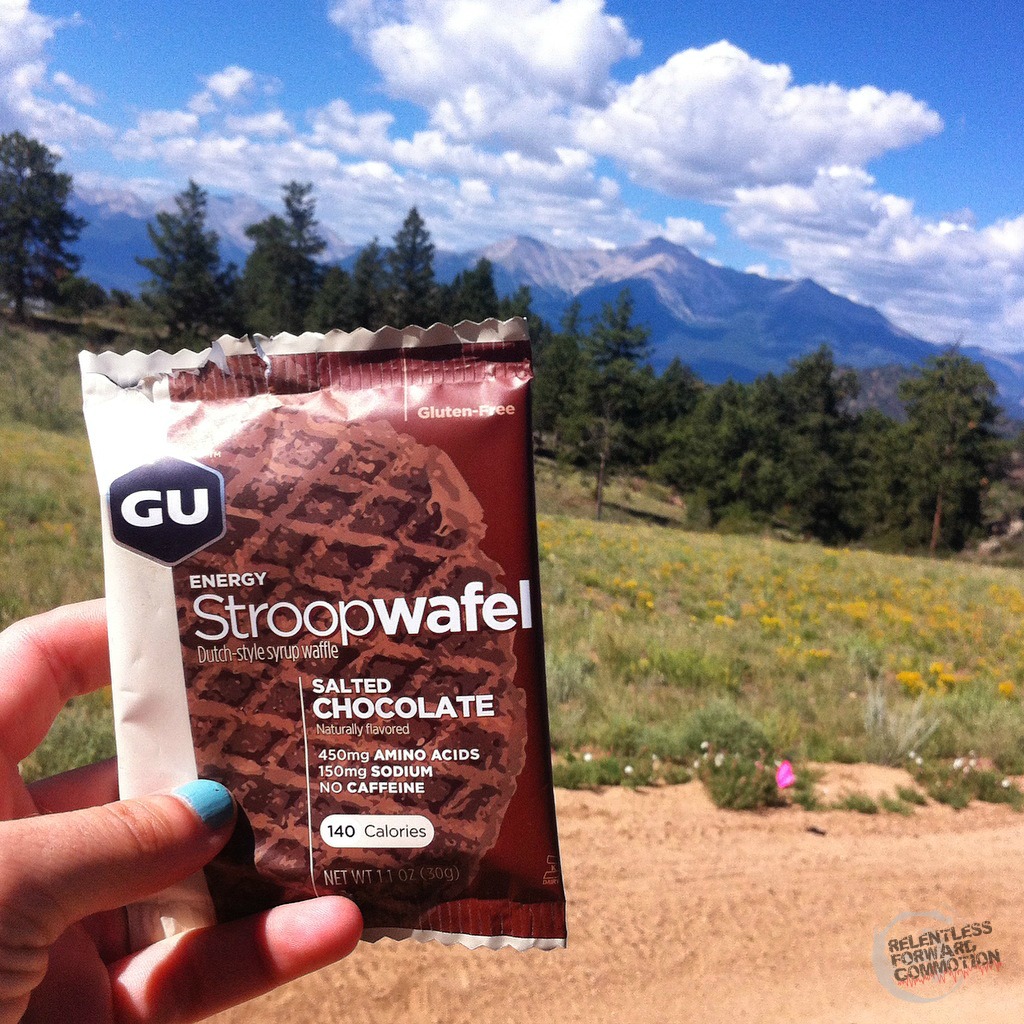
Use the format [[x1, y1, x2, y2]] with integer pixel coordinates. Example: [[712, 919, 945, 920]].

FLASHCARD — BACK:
[[112, 133, 344, 198], [188, 65, 278, 115], [389, 129, 605, 196], [133, 109, 200, 138], [52, 70, 96, 106], [0, 0, 54, 65], [728, 167, 1024, 350], [74, 172, 169, 214], [662, 216, 716, 251], [331, 0, 639, 152], [309, 99, 393, 156], [202, 65, 256, 101], [579, 41, 943, 200], [0, 0, 111, 145], [224, 110, 292, 137], [458, 178, 494, 205]]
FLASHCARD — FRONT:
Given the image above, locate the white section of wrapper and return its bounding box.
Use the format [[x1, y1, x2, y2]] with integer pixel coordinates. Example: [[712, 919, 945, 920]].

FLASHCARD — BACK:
[[77, 318, 531, 385], [362, 928, 567, 950], [79, 360, 216, 951]]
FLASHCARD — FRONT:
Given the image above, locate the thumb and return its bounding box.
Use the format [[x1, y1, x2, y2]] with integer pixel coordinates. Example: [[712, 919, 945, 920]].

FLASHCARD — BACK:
[[0, 780, 235, 947]]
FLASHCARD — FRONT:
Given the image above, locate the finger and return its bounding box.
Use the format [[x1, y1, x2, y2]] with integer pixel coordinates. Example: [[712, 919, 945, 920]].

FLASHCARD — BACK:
[[0, 781, 235, 949], [110, 896, 363, 1024], [19, 924, 113, 1024], [0, 600, 109, 763], [28, 758, 120, 815]]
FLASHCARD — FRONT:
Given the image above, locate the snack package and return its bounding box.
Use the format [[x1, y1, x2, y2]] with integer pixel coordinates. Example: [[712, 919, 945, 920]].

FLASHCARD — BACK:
[[79, 318, 566, 951]]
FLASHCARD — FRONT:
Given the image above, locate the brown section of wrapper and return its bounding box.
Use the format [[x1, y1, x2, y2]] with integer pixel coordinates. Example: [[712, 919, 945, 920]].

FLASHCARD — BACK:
[[170, 403, 528, 929]]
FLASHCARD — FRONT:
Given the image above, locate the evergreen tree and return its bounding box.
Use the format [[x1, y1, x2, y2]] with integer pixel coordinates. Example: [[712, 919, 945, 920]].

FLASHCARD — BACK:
[[899, 350, 1002, 552], [349, 239, 388, 329], [847, 408, 906, 545], [137, 180, 235, 342], [442, 257, 499, 323], [761, 347, 859, 542], [579, 289, 651, 519], [240, 181, 325, 333], [240, 214, 293, 333], [0, 131, 86, 320], [387, 207, 438, 327], [659, 379, 757, 527], [587, 289, 651, 368], [534, 300, 585, 452], [56, 273, 107, 314], [282, 181, 326, 318], [498, 284, 535, 320], [636, 357, 702, 467], [306, 264, 352, 331]]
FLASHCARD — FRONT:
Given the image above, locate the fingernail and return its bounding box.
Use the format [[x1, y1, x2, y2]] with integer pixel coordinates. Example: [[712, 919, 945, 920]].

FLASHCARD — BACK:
[[172, 779, 235, 830]]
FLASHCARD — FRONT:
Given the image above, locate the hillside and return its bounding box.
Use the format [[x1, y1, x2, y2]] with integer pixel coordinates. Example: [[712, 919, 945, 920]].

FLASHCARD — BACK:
[[6, 321, 1024, 785]]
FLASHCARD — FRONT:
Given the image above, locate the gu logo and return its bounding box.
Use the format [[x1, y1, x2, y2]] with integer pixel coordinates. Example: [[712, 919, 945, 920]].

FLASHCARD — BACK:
[[108, 457, 226, 566]]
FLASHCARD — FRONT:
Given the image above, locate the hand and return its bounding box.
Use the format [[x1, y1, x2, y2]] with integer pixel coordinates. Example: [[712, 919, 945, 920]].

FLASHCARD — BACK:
[[0, 600, 363, 1023]]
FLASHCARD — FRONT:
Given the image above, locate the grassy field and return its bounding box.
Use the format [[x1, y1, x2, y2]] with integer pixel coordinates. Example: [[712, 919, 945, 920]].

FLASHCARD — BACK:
[[6, 321, 1024, 809], [539, 516, 1024, 775]]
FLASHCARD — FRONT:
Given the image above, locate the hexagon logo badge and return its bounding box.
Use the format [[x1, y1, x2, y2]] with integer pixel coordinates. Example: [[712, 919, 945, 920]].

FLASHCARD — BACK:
[[107, 457, 226, 566]]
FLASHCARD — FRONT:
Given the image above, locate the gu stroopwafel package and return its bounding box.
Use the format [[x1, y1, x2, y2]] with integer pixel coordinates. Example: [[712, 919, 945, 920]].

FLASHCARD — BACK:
[[79, 319, 566, 951]]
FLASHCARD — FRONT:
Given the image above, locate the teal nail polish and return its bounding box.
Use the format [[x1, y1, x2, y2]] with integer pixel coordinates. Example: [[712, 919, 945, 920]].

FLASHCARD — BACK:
[[173, 779, 235, 829]]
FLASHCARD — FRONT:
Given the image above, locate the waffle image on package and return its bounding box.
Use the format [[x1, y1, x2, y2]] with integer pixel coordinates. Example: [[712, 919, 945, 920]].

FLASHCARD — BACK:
[[79, 319, 566, 952]]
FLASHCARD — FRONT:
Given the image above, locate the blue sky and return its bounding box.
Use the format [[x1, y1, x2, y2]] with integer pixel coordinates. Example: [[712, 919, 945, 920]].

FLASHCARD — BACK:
[[2, 0, 1022, 351]]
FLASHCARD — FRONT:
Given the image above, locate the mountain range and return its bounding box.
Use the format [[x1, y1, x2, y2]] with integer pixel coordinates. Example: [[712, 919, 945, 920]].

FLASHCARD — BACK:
[[71, 190, 1024, 415]]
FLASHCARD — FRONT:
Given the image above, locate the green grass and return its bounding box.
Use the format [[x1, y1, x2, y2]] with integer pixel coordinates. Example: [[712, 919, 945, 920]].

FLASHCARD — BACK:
[[0, 423, 104, 629], [838, 792, 879, 814], [0, 324, 109, 782]]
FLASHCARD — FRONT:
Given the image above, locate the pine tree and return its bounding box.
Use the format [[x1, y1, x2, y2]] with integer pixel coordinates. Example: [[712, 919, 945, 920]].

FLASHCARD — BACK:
[[306, 264, 352, 331], [580, 289, 651, 519], [137, 180, 234, 342], [349, 239, 388, 329], [587, 289, 651, 368], [899, 350, 1002, 552], [534, 300, 585, 452], [240, 181, 326, 333], [777, 347, 859, 542], [0, 131, 86, 320], [387, 207, 437, 327], [282, 181, 326, 319], [240, 215, 293, 333], [443, 258, 499, 323]]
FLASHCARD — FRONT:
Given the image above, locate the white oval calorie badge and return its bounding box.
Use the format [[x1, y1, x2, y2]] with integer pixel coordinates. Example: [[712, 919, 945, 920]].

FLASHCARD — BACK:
[[320, 814, 435, 848]]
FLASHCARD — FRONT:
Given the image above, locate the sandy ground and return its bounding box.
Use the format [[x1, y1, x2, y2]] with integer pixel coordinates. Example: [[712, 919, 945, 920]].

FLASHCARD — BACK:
[[212, 767, 1024, 1024]]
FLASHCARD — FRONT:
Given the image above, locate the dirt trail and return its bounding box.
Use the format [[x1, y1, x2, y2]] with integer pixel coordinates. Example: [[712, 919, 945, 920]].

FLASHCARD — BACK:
[[212, 772, 1024, 1023]]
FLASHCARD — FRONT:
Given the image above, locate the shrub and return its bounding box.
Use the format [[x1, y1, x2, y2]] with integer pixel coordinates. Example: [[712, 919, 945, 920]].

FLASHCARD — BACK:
[[863, 686, 939, 766], [896, 785, 927, 806], [839, 792, 879, 814], [911, 758, 1024, 811], [696, 748, 787, 811], [552, 753, 651, 790], [680, 701, 775, 760], [879, 795, 914, 815]]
